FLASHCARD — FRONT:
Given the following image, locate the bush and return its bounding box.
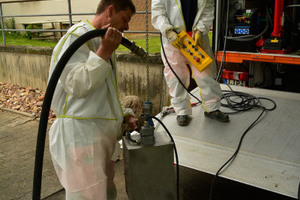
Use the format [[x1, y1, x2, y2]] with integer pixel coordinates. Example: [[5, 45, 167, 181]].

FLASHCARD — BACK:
[[25, 24, 41, 39], [5, 18, 21, 38]]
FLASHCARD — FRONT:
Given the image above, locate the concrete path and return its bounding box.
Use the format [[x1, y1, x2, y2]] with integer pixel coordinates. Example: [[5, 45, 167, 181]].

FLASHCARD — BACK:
[[0, 108, 61, 199], [0, 108, 128, 200]]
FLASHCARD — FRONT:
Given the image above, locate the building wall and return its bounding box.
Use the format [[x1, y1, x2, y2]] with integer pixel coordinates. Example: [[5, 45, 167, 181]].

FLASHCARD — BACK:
[[2, 0, 156, 32], [130, 0, 155, 32]]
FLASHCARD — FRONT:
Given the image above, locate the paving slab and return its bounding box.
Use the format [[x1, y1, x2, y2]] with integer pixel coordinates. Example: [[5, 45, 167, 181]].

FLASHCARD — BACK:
[[0, 108, 62, 200], [0, 108, 129, 200]]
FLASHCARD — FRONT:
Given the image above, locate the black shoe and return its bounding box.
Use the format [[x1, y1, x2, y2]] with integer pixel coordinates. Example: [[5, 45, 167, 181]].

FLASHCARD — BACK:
[[177, 115, 189, 126], [204, 110, 229, 122]]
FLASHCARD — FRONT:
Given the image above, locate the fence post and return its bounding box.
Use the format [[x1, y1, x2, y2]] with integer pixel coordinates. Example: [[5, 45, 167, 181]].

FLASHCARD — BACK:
[[67, 0, 72, 27], [0, 3, 6, 45]]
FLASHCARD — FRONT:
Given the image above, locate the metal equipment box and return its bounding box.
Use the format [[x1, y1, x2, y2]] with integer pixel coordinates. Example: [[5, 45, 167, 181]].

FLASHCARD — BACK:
[[122, 132, 175, 200]]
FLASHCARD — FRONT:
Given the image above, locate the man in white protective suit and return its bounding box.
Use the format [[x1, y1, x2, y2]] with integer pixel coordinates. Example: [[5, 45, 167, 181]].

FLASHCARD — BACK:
[[48, 0, 137, 199], [152, 0, 229, 126]]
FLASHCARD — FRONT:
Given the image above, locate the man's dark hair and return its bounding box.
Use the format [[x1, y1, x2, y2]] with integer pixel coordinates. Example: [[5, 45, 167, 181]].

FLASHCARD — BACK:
[[96, 0, 136, 15]]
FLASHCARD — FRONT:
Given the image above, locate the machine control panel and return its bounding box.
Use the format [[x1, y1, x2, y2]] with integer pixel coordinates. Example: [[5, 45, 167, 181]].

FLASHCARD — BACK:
[[172, 30, 213, 72]]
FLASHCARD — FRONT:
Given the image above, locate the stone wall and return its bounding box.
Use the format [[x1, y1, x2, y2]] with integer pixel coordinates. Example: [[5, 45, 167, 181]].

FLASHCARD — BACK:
[[0, 45, 169, 114]]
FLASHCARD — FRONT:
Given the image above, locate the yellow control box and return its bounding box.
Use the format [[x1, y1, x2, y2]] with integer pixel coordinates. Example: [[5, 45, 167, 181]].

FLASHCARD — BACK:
[[172, 30, 213, 72]]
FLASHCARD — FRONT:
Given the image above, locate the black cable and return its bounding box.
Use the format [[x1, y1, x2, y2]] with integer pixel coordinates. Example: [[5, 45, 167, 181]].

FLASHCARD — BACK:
[[216, 0, 272, 82], [126, 131, 140, 144], [151, 116, 180, 200], [32, 29, 144, 200], [221, 90, 260, 114], [158, 4, 277, 199], [216, 0, 230, 82], [209, 108, 266, 200], [226, 1, 271, 42], [32, 29, 108, 200], [209, 84, 276, 200], [211, 1, 278, 198], [160, 34, 202, 104]]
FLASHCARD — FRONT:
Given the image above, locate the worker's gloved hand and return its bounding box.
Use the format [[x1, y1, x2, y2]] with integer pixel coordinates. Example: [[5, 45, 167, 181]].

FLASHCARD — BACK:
[[124, 115, 138, 131], [194, 29, 203, 47], [166, 29, 178, 43]]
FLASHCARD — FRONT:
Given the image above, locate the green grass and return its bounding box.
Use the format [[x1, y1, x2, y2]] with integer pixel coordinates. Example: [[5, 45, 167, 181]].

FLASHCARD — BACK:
[[117, 36, 161, 53], [1, 31, 212, 52], [117, 31, 212, 53], [0, 34, 57, 47], [0, 33, 161, 52]]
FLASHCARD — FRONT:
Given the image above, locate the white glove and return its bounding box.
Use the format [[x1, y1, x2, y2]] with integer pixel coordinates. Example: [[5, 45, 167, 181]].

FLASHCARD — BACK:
[[166, 29, 178, 43]]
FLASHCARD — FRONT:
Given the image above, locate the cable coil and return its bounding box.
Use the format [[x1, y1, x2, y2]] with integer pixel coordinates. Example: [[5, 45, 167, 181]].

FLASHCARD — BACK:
[[209, 85, 276, 200]]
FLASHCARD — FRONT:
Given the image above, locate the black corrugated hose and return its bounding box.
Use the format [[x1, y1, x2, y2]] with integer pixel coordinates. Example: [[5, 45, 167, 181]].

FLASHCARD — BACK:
[[32, 29, 146, 200]]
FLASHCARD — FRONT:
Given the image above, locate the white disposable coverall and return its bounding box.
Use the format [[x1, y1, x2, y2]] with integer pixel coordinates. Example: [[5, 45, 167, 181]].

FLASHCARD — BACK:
[[48, 21, 134, 200], [152, 0, 222, 115]]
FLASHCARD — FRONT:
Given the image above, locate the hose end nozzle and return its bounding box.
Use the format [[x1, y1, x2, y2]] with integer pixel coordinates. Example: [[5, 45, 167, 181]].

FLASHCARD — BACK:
[[130, 41, 148, 60], [121, 37, 148, 60]]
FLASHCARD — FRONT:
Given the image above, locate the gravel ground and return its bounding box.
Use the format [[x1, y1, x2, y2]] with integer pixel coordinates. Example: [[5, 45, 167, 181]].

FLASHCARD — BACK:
[[0, 82, 56, 121], [0, 82, 143, 122]]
